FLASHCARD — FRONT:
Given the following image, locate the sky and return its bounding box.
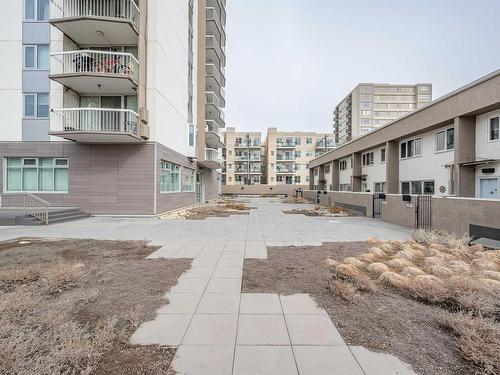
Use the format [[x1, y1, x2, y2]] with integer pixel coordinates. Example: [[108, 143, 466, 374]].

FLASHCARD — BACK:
[[223, 0, 500, 133]]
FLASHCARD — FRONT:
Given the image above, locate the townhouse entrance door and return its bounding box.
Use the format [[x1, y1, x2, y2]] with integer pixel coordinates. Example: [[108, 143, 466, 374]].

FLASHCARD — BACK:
[[479, 178, 499, 199]]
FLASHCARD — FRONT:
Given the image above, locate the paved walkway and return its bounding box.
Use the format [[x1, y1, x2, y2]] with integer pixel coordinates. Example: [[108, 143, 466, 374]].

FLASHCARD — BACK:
[[0, 198, 415, 374]]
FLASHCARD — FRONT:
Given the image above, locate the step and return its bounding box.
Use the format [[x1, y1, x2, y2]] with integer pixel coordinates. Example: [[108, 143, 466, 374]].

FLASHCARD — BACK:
[[48, 213, 90, 224], [48, 210, 85, 220]]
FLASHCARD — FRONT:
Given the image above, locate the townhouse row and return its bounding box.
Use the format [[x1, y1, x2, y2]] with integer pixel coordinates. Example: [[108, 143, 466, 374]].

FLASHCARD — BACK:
[[0, 0, 227, 215], [310, 70, 500, 200]]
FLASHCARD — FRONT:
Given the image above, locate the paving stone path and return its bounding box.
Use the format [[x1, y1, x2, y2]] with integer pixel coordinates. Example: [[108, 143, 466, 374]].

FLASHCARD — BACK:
[[129, 198, 415, 374]]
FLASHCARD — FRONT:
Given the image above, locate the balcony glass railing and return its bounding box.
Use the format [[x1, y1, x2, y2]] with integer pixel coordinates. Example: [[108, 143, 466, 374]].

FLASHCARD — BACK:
[[52, 107, 139, 134], [205, 148, 223, 164], [51, 50, 139, 82], [206, 35, 226, 65], [205, 63, 225, 86], [52, 0, 140, 29]]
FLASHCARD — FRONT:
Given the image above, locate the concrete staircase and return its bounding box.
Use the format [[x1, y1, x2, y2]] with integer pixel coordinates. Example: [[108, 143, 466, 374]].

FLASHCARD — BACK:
[[0, 207, 89, 226]]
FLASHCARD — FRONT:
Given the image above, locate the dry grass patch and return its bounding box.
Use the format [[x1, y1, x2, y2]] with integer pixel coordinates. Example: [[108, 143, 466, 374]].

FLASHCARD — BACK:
[[0, 239, 190, 375], [283, 205, 351, 217], [161, 202, 250, 220]]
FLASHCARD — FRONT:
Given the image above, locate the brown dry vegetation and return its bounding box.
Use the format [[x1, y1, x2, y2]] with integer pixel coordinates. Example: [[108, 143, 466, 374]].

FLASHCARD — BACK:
[[327, 231, 500, 375], [0, 239, 190, 375], [283, 205, 351, 217], [281, 196, 309, 204]]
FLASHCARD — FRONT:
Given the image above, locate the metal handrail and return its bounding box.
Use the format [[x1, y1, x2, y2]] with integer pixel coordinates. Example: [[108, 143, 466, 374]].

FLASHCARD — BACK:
[[0, 193, 49, 224]]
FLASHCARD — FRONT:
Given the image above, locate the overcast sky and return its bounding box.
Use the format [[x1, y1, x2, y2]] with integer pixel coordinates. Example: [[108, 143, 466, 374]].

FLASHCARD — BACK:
[[223, 0, 500, 133]]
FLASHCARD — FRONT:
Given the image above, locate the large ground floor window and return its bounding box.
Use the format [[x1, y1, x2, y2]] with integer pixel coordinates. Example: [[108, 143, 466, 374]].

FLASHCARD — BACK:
[[182, 168, 195, 192], [160, 161, 180, 192], [5, 157, 69, 192], [339, 183, 351, 191]]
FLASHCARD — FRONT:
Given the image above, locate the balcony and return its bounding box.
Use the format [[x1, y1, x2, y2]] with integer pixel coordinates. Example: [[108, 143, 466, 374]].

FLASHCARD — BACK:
[[206, 63, 225, 87], [206, 84, 225, 107], [276, 155, 295, 161], [50, 107, 141, 143], [234, 141, 261, 149], [50, 50, 139, 94], [205, 93, 225, 128], [202, 148, 223, 169], [206, 35, 226, 66], [276, 142, 295, 149], [206, 7, 226, 47], [50, 0, 140, 45], [205, 121, 224, 149]]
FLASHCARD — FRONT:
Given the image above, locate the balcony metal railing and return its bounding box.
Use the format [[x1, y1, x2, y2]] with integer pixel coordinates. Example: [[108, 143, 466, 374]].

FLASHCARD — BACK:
[[0, 193, 49, 225], [206, 7, 226, 44], [276, 142, 295, 148], [276, 155, 295, 161], [52, 107, 139, 134], [51, 0, 140, 29], [51, 50, 139, 82], [206, 91, 222, 108], [205, 148, 223, 165]]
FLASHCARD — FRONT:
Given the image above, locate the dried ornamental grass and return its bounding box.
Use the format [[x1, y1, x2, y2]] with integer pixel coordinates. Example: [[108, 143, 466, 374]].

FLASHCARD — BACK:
[[479, 270, 500, 282], [395, 248, 424, 262], [329, 280, 359, 303], [343, 257, 366, 269], [369, 247, 386, 258], [471, 259, 499, 272], [427, 265, 455, 278], [377, 272, 409, 290], [448, 261, 471, 275], [325, 258, 339, 268], [357, 253, 376, 263], [385, 258, 415, 270], [408, 275, 447, 303], [366, 262, 389, 277], [332, 264, 375, 292], [401, 266, 426, 277]]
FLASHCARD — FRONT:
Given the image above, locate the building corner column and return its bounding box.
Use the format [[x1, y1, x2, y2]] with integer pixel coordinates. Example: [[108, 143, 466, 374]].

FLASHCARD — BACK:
[[331, 160, 339, 191], [351, 152, 362, 192], [453, 116, 476, 197], [386, 140, 399, 194], [309, 167, 314, 190]]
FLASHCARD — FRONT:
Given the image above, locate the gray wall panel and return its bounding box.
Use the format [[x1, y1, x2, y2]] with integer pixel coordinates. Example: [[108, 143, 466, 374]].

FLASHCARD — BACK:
[[22, 120, 50, 141], [22, 70, 50, 92], [22, 22, 50, 43]]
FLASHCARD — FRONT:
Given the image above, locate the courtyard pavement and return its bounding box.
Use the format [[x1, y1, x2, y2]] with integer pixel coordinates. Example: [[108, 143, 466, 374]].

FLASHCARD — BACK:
[[0, 198, 415, 374]]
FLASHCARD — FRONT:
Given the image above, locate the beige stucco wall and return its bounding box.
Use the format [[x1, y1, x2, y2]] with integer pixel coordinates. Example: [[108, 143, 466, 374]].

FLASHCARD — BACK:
[[303, 190, 373, 216], [381, 194, 417, 228], [222, 184, 308, 196]]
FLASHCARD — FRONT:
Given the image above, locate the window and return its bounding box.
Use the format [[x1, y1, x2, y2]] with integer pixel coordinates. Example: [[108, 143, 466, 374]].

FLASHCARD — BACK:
[[489, 117, 499, 141], [314, 168, 318, 176], [294, 137, 301, 145], [381, 148, 386, 163], [5, 157, 68, 192], [400, 138, 422, 159], [25, 0, 49, 21], [374, 182, 386, 193], [294, 176, 301, 184], [339, 160, 348, 171], [160, 161, 180, 192], [305, 176, 309, 182], [324, 165, 330, 174], [436, 128, 454, 151], [401, 180, 435, 195], [295, 150, 301, 158], [23, 93, 49, 118], [305, 151, 313, 157], [182, 168, 195, 192], [24, 45, 49, 70], [277, 175, 283, 182], [339, 184, 351, 191], [362, 152, 374, 166], [188, 124, 195, 147], [295, 164, 301, 171], [306, 137, 312, 144]]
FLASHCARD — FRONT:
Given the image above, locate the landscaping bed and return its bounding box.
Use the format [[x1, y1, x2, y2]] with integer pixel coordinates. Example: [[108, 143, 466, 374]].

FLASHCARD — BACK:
[[283, 204, 351, 217], [242, 232, 500, 375], [0, 238, 190, 375], [161, 201, 250, 220]]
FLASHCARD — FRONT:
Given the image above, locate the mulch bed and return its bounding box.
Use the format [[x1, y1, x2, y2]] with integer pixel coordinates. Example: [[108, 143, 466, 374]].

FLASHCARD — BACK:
[[242, 242, 476, 375]]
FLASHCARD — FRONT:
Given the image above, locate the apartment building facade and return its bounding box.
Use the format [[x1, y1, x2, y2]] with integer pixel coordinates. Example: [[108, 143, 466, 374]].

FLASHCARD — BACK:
[[223, 128, 264, 186], [334, 83, 432, 145], [223, 127, 335, 186], [311, 70, 500, 200], [0, 0, 226, 215]]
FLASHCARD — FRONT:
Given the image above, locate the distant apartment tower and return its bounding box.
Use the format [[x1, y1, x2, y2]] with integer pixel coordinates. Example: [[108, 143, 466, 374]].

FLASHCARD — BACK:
[[0, 0, 226, 214], [334, 83, 432, 145], [223, 128, 264, 185], [223, 127, 335, 186]]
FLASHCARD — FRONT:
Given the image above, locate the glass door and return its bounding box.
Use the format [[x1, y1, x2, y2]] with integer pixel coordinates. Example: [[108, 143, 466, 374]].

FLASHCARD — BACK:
[[480, 178, 499, 199], [100, 96, 122, 131], [79, 96, 100, 131]]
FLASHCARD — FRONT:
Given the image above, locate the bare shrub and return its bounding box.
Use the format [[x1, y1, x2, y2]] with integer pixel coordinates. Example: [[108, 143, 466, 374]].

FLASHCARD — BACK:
[[377, 272, 409, 290], [314, 204, 321, 211], [439, 312, 500, 375], [329, 280, 359, 303]]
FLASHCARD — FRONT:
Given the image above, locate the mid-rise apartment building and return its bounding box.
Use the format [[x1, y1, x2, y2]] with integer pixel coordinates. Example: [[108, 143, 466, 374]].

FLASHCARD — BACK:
[[334, 83, 432, 145], [223, 127, 335, 186], [311, 70, 500, 200], [0, 0, 226, 215]]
